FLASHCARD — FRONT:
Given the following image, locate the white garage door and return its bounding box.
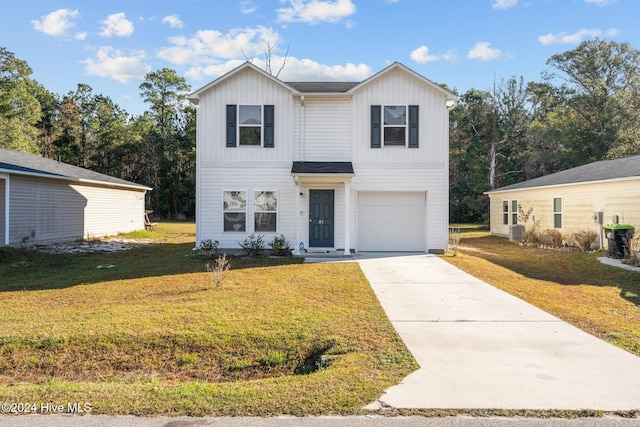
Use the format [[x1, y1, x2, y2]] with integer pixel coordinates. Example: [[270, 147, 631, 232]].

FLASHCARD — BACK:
[[357, 192, 426, 251]]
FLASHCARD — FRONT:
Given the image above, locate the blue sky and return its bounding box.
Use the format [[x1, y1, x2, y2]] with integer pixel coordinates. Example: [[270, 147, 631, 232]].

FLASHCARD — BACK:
[[2, 0, 636, 115]]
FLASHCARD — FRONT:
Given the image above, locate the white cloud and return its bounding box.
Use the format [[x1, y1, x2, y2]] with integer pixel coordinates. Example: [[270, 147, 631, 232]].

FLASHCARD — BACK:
[[82, 47, 150, 83], [99, 13, 134, 37], [538, 28, 618, 45], [385, 0, 400, 3], [467, 42, 502, 61], [186, 56, 371, 83], [276, 0, 356, 24], [492, 0, 518, 9], [584, 0, 616, 5], [157, 26, 281, 65], [162, 15, 183, 29], [241, 1, 257, 14], [31, 8, 79, 36], [410, 45, 440, 64], [74, 32, 87, 41]]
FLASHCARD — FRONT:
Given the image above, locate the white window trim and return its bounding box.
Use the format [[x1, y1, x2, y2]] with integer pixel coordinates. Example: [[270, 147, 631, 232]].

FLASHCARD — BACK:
[[511, 200, 518, 225], [253, 190, 278, 233], [382, 104, 408, 147], [502, 200, 509, 225], [553, 196, 563, 229], [223, 190, 247, 232], [237, 105, 263, 147]]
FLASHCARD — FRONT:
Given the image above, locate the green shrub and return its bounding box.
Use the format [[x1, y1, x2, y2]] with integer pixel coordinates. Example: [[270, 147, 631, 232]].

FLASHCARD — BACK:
[[197, 239, 219, 257], [238, 234, 265, 257], [269, 234, 292, 256]]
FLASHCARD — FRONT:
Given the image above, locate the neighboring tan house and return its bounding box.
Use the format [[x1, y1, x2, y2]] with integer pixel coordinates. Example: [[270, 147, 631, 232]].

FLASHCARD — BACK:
[[0, 148, 152, 246], [486, 154, 640, 239], [188, 61, 456, 254]]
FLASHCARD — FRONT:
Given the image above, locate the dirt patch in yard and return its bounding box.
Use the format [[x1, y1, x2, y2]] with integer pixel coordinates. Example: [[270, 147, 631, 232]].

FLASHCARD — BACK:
[[32, 237, 155, 254]]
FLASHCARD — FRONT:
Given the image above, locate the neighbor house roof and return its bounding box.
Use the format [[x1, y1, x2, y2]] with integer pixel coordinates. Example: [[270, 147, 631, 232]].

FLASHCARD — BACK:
[[487, 154, 640, 194], [0, 148, 152, 191]]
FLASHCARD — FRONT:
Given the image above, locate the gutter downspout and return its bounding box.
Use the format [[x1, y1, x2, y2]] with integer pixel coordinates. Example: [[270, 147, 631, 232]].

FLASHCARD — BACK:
[[300, 95, 305, 161], [5, 175, 10, 245]]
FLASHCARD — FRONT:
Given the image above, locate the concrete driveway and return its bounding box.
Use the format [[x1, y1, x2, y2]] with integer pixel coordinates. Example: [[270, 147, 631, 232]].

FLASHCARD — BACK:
[[356, 253, 640, 410]]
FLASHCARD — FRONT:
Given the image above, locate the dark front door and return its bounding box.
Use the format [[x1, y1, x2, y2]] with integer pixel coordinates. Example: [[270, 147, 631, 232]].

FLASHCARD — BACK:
[[309, 190, 334, 247]]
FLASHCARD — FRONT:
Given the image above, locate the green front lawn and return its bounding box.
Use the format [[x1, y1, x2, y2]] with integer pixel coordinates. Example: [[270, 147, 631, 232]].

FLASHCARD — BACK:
[[443, 232, 640, 356], [0, 223, 416, 416]]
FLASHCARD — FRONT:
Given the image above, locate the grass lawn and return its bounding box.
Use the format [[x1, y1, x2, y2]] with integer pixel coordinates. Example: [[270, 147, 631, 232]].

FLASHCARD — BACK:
[[443, 230, 640, 357], [0, 223, 417, 416]]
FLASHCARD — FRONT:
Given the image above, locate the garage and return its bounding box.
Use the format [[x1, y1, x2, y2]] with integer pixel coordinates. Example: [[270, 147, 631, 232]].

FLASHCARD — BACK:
[[357, 191, 426, 251]]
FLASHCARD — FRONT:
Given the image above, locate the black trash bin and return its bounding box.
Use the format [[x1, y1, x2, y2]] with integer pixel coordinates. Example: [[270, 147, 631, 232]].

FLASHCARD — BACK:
[[603, 225, 634, 259]]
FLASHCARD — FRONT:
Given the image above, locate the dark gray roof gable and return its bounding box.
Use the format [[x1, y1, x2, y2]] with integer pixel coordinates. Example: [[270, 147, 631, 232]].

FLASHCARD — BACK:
[[488, 154, 640, 193], [0, 148, 152, 191]]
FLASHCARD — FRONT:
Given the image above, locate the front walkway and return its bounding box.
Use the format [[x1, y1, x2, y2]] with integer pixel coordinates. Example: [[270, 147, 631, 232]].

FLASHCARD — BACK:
[[356, 253, 640, 410]]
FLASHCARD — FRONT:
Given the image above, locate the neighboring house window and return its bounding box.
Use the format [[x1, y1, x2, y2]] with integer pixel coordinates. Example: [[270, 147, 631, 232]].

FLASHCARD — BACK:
[[511, 200, 518, 225], [503, 201, 509, 225], [553, 197, 563, 229], [371, 105, 419, 148], [223, 191, 246, 232], [226, 105, 274, 148], [254, 191, 277, 232]]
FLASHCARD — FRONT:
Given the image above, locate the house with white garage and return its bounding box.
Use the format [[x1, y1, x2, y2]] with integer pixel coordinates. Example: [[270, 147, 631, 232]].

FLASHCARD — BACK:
[[188, 61, 456, 254], [0, 148, 152, 246]]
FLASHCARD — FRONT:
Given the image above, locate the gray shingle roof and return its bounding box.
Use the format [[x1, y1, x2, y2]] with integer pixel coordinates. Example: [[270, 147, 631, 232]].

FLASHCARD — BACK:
[[489, 154, 640, 193], [291, 161, 354, 175], [0, 148, 151, 190], [285, 82, 359, 93]]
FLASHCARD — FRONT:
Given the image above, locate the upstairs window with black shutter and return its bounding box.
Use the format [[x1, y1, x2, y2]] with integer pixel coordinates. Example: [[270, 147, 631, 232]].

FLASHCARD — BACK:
[[226, 104, 274, 147], [371, 105, 419, 148]]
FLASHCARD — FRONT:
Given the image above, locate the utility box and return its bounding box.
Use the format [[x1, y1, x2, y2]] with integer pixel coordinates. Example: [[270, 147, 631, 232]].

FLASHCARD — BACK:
[[509, 224, 525, 242], [603, 224, 634, 259], [592, 212, 603, 224]]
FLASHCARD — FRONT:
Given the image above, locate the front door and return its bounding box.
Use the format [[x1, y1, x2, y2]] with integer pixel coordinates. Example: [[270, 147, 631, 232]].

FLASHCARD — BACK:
[[309, 190, 334, 247]]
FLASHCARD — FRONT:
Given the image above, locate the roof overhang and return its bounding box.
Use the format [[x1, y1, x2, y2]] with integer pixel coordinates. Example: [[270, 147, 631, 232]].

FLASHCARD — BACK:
[[484, 175, 640, 195], [291, 161, 355, 177]]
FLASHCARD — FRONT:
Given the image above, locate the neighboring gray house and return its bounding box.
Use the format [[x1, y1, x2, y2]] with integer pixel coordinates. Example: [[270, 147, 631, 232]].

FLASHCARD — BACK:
[[0, 148, 152, 246]]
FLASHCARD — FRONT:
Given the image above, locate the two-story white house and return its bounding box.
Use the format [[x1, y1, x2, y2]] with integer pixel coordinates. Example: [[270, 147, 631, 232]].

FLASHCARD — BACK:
[[188, 61, 455, 254]]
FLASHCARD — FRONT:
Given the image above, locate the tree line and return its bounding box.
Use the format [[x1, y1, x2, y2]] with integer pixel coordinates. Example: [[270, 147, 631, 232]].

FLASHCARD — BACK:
[[0, 47, 195, 219], [450, 39, 640, 223], [1, 39, 639, 222]]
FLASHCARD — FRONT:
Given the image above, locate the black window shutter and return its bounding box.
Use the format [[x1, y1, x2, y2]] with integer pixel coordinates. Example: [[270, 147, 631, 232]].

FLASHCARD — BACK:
[[371, 105, 381, 148], [226, 105, 237, 147], [408, 105, 419, 148], [264, 105, 274, 148]]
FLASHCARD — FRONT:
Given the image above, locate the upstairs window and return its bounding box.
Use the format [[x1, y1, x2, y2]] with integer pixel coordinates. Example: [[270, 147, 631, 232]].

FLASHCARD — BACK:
[[371, 105, 419, 148], [383, 106, 407, 146], [239, 105, 261, 146], [226, 105, 274, 148]]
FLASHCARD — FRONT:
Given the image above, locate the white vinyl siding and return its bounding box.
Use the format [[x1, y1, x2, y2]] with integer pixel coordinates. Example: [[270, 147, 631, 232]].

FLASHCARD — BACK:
[[196, 67, 295, 164], [302, 98, 350, 161], [7, 175, 145, 245]]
